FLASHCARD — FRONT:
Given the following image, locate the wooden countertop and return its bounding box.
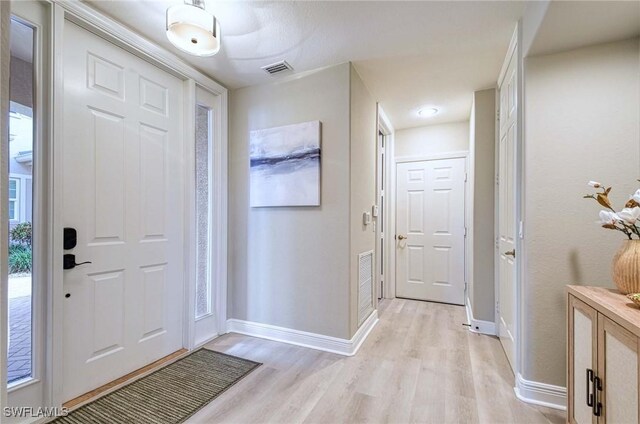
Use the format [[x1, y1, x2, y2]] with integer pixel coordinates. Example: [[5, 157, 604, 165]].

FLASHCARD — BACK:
[[568, 285, 640, 338]]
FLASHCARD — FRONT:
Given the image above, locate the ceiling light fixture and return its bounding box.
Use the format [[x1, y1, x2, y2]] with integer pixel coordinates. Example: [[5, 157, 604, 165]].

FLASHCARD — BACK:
[[417, 107, 439, 117], [166, 0, 220, 57]]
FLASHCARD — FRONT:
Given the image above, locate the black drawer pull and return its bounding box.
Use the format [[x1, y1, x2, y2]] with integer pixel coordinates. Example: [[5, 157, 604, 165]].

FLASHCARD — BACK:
[[586, 368, 594, 407], [593, 375, 602, 417]]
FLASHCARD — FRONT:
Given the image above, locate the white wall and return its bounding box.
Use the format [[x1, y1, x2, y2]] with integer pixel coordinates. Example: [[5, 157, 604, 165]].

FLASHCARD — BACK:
[[468, 89, 496, 323], [395, 121, 469, 158], [228, 63, 352, 339], [523, 37, 640, 387]]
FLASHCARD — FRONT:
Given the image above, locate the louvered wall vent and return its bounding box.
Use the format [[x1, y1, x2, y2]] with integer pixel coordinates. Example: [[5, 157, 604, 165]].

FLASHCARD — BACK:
[[261, 60, 293, 75], [358, 250, 374, 327]]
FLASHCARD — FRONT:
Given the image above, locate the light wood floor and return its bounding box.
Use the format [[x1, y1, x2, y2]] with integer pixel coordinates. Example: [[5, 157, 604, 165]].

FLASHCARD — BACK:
[[191, 298, 566, 424]]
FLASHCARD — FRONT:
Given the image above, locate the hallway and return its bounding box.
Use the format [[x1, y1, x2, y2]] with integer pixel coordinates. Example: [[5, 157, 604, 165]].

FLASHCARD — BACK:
[[193, 299, 565, 423]]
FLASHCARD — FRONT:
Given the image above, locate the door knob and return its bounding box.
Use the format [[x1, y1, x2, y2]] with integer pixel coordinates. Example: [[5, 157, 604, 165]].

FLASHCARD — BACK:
[[397, 235, 407, 240], [504, 249, 516, 258], [63, 254, 92, 270]]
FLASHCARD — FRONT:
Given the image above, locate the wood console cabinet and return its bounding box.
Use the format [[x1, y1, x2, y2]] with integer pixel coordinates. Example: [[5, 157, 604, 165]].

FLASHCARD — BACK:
[[568, 286, 640, 424]]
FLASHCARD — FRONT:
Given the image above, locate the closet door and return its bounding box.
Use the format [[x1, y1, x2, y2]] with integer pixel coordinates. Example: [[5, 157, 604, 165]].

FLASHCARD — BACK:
[[568, 296, 598, 424], [598, 315, 639, 424]]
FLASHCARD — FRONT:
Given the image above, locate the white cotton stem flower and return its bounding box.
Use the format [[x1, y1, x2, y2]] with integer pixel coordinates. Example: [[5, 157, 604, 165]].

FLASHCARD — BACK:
[[599, 210, 619, 225], [617, 207, 640, 225], [632, 189, 640, 204], [589, 181, 602, 188]]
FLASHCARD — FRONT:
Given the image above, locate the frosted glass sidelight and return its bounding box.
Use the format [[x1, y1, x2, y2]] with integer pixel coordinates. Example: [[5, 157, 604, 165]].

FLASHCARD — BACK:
[[7, 18, 35, 386], [195, 105, 212, 318]]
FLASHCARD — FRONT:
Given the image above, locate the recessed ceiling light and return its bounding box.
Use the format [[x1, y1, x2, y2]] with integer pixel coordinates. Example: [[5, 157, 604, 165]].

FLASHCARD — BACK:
[[417, 107, 439, 117]]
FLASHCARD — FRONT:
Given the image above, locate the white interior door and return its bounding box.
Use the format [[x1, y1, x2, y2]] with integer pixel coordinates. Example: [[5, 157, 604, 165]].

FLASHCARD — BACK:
[[497, 43, 518, 371], [396, 158, 466, 305], [61, 22, 184, 402]]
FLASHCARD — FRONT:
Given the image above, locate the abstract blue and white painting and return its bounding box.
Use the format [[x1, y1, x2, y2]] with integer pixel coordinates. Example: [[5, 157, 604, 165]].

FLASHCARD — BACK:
[[250, 121, 321, 207]]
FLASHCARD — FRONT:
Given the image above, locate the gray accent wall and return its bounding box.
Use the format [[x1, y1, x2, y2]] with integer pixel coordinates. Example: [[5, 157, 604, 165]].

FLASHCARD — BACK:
[[395, 121, 469, 157], [228, 62, 377, 340], [349, 65, 377, 335], [468, 88, 496, 323], [523, 37, 640, 387]]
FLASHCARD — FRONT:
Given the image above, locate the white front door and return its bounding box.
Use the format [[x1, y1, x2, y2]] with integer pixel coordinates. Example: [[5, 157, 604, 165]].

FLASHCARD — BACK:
[[62, 22, 184, 402], [396, 158, 466, 305], [497, 42, 518, 371]]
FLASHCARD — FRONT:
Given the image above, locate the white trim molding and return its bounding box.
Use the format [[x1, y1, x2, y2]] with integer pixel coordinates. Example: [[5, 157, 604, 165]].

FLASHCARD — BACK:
[[378, 105, 396, 301], [514, 373, 567, 411], [0, 0, 11, 410], [395, 150, 469, 164], [227, 311, 379, 356], [48, 0, 229, 409], [465, 297, 496, 336]]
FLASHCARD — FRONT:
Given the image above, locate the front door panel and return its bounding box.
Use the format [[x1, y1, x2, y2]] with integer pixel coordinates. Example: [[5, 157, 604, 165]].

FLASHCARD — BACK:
[[62, 22, 184, 402]]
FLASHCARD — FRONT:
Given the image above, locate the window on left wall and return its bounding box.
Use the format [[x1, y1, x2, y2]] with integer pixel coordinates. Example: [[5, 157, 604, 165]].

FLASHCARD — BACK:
[[8, 178, 19, 221]]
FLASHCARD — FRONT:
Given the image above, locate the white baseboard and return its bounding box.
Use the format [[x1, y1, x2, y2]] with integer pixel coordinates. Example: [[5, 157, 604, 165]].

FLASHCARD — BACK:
[[193, 332, 220, 350], [465, 297, 496, 335], [514, 373, 567, 411], [226, 310, 379, 356]]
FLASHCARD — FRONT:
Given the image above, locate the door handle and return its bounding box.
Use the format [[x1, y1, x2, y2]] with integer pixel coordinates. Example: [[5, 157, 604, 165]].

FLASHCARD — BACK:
[[397, 235, 407, 240], [504, 249, 516, 258], [63, 254, 92, 270]]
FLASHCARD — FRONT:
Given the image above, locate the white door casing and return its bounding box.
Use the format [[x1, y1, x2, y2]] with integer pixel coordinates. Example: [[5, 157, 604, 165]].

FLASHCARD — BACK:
[[193, 86, 219, 347], [396, 157, 466, 305], [61, 22, 184, 401], [6, 0, 51, 413], [376, 131, 385, 300], [497, 38, 518, 371]]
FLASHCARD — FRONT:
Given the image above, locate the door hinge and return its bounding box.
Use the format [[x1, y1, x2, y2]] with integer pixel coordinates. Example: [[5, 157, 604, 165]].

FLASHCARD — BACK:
[[464, 227, 467, 237], [464, 172, 468, 182]]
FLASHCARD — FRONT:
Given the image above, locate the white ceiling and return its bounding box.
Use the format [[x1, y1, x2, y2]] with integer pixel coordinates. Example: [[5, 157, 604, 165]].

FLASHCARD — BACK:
[[86, 0, 526, 129], [86, 1, 640, 130]]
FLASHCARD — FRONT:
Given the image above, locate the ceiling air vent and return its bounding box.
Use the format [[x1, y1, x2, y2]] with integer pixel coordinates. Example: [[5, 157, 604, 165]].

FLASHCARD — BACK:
[[261, 60, 293, 75]]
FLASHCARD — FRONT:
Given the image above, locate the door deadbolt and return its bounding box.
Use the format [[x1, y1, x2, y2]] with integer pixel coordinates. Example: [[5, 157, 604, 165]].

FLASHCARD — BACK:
[[63, 227, 77, 250]]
